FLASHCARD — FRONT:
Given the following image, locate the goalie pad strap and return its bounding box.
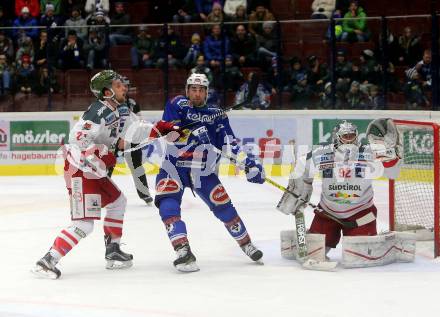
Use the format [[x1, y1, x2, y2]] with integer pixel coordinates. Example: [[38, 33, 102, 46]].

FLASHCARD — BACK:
[[355, 212, 376, 227]]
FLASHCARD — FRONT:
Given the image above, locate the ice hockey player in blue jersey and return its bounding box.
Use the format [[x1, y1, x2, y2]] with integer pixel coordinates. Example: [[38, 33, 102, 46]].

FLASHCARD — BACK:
[[155, 73, 264, 272]]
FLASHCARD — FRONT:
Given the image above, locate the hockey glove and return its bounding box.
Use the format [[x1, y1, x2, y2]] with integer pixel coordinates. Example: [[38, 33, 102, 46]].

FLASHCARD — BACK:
[[150, 120, 183, 141], [244, 157, 265, 184], [83, 144, 116, 169], [366, 118, 402, 162]]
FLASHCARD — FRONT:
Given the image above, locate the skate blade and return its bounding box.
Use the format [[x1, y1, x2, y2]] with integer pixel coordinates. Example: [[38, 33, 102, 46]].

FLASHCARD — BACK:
[[31, 265, 60, 280], [175, 262, 200, 273], [106, 260, 133, 270], [301, 259, 338, 272]]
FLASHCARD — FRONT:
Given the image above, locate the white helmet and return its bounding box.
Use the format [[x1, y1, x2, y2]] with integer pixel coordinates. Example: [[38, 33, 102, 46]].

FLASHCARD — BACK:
[[333, 120, 359, 147], [186, 73, 209, 105]]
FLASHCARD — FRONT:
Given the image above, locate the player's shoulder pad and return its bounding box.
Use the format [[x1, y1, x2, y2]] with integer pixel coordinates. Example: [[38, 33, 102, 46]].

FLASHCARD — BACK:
[[117, 103, 131, 116], [358, 144, 373, 160], [170, 95, 191, 108], [82, 101, 111, 124]]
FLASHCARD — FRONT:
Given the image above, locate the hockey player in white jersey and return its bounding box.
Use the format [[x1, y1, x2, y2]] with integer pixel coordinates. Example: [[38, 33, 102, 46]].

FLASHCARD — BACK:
[[32, 70, 181, 279], [278, 119, 404, 266]]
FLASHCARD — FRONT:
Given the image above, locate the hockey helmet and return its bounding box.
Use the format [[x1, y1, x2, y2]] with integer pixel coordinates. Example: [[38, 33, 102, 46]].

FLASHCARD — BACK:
[[90, 70, 122, 100], [333, 120, 359, 146], [186, 73, 209, 104]]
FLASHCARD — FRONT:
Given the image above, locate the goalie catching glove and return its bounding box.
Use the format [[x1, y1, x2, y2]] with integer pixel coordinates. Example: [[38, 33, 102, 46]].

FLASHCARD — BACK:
[[366, 118, 402, 162], [277, 177, 313, 215]]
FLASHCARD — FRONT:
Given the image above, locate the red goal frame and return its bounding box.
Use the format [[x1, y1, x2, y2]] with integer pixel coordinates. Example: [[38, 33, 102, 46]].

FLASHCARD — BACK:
[[389, 119, 440, 258]]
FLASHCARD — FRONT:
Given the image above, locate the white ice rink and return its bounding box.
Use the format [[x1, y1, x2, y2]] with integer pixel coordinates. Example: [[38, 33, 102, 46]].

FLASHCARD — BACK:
[[1, 175, 440, 317]]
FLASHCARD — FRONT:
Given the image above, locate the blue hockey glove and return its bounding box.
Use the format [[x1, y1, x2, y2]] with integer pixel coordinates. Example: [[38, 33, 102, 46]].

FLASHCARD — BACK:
[[244, 157, 265, 184]]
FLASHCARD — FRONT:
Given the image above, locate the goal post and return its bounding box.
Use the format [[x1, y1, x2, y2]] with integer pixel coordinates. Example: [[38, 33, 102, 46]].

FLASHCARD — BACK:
[[389, 119, 440, 258]]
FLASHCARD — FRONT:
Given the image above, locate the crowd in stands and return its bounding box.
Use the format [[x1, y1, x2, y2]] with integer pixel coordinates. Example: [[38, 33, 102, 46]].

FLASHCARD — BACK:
[[0, 0, 435, 110]]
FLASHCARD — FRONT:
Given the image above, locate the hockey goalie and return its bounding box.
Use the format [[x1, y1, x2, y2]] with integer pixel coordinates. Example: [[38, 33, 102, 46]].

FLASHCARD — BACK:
[[278, 118, 416, 268]]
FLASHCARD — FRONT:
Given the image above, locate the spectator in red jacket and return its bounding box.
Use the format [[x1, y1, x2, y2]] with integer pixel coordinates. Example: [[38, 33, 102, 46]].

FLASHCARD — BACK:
[[15, 0, 40, 18]]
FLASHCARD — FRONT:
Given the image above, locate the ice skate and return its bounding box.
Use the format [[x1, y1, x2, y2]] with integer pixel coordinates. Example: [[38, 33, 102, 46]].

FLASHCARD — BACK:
[[173, 243, 199, 273], [241, 242, 263, 263], [31, 252, 61, 279], [137, 189, 153, 206], [105, 236, 133, 269]]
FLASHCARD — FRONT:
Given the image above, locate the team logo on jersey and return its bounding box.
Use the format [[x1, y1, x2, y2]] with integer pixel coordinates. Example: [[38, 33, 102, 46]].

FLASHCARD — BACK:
[[105, 113, 118, 125], [166, 223, 175, 234], [329, 191, 360, 199], [209, 184, 230, 205], [328, 184, 361, 191], [83, 122, 92, 130], [156, 178, 180, 195], [229, 222, 242, 234]]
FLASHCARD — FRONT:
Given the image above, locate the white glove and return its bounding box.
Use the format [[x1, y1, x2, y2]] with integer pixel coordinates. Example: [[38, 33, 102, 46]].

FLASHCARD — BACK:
[[277, 178, 313, 215], [366, 118, 402, 162]]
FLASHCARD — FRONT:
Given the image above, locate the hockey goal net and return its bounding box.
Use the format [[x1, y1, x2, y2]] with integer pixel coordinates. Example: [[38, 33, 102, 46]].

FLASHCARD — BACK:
[[389, 120, 440, 257]]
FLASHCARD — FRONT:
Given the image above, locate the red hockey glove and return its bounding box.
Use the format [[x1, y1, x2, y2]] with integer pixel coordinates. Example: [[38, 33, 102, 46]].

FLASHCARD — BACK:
[[150, 120, 183, 141]]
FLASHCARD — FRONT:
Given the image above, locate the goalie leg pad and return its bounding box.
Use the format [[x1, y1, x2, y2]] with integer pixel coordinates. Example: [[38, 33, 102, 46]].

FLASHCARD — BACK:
[[280, 230, 326, 261], [342, 232, 416, 268]]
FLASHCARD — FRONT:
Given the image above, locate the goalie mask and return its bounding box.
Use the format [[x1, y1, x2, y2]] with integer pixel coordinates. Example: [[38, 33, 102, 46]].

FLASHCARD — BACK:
[[333, 120, 359, 148], [186, 73, 209, 106]]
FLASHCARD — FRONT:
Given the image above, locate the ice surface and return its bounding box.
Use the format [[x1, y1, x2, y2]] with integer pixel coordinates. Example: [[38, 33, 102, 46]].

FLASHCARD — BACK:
[[1, 175, 439, 317]]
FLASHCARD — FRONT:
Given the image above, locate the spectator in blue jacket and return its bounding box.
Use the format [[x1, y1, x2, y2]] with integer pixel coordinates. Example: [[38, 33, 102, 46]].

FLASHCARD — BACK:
[[12, 6, 39, 42], [203, 23, 229, 69]]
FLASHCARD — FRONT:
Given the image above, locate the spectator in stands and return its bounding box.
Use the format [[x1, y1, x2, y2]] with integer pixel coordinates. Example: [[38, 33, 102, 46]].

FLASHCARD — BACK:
[[12, 7, 39, 42], [348, 58, 362, 83], [223, 0, 246, 17], [286, 57, 307, 90], [108, 2, 132, 46], [345, 80, 367, 109], [249, 4, 275, 36], [130, 26, 156, 69], [230, 24, 256, 67], [34, 66, 59, 95], [84, 27, 108, 69], [40, 0, 62, 16], [256, 21, 277, 68], [325, 9, 343, 40], [223, 53, 243, 91], [225, 4, 248, 35], [404, 68, 429, 109], [335, 49, 351, 80], [307, 55, 329, 94], [289, 72, 313, 109], [341, 0, 369, 42], [65, 7, 88, 42], [183, 33, 203, 67], [195, 0, 224, 22], [0, 53, 12, 96], [203, 24, 230, 69], [190, 54, 214, 83], [87, 9, 110, 44], [365, 84, 384, 109], [207, 2, 225, 27], [311, 0, 336, 19], [407, 49, 432, 88], [359, 49, 380, 90], [85, 0, 109, 18], [247, 0, 270, 13], [34, 30, 51, 69], [15, 54, 36, 94], [15, 1, 40, 18], [156, 26, 185, 69], [39, 4, 64, 43], [173, 0, 196, 23], [62, 1, 87, 17], [16, 36, 35, 66], [0, 30, 14, 61], [318, 82, 333, 109], [235, 71, 271, 109], [58, 30, 84, 70], [397, 27, 423, 66]]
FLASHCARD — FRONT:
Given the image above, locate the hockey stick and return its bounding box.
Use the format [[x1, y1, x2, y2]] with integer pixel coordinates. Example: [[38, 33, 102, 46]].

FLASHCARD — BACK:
[[124, 75, 259, 153]]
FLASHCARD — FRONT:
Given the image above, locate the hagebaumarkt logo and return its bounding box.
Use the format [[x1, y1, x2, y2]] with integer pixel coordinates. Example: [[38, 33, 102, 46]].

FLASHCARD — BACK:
[[0, 120, 9, 151], [10, 121, 69, 151]]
